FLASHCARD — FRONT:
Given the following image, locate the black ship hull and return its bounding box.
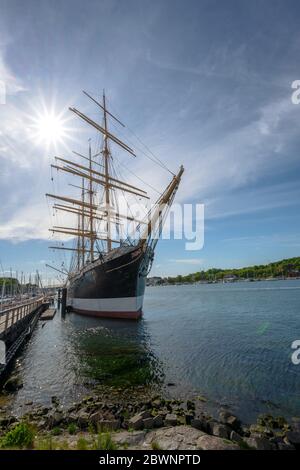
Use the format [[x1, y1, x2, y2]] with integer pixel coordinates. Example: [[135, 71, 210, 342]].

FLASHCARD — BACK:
[[66, 244, 153, 320]]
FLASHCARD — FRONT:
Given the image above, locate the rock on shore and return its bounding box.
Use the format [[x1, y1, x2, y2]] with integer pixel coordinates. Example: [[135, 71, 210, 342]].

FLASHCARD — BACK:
[[0, 392, 298, 450]]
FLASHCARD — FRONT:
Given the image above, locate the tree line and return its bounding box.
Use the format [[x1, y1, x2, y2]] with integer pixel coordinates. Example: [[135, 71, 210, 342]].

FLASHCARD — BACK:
[[164, 257, 300, 284]]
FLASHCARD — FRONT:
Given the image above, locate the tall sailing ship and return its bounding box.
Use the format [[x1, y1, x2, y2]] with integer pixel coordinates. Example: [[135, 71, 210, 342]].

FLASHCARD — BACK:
[[46, 91, 184, 319]]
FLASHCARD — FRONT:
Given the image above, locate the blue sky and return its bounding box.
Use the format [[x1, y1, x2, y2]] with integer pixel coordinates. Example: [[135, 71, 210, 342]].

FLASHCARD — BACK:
[[0, 0, 300, 281]]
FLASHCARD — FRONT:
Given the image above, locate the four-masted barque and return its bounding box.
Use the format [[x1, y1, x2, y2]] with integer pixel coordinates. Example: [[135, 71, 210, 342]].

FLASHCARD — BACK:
[[46, 91, 184, 319]]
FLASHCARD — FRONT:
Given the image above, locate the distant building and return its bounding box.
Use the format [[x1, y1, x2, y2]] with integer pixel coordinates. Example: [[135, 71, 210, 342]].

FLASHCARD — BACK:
[[223, 274, 238, 282], [146, 276, 163, 286], [288, 270, 300, 278]]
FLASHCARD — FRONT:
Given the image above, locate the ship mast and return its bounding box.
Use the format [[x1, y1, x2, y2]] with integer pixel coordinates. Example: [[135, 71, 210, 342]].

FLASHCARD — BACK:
[[102, 91, 111, 252], [140, 165, 184, 244], [88, 140, 94, 260], [81, 177, 85, 265], [76, 213, 80, 271], [46, 91, 160, 272]]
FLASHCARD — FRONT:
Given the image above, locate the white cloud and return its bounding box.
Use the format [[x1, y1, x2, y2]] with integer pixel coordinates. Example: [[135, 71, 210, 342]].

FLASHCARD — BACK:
[[0, 46, 79, 243], [0, 47, 25, 97], [173, 96, 300, 211], [169, 258, 204, 265], [0, 202, 50, 241], [1, 93, 297, 243], [206, 179, 300, 221], [0, 22, 299, 246], [222, 233, 300, 248]]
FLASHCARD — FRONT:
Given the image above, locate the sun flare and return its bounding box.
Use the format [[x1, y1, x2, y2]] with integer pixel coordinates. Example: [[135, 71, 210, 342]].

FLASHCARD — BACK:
[[36, 113, 65, 143], [31, 111, 68, 146]]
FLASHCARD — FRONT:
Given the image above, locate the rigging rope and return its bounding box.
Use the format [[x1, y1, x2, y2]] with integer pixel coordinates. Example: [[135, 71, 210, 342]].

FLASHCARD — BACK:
[[113, 154, 162, 196], [105, 97, 175, 176]]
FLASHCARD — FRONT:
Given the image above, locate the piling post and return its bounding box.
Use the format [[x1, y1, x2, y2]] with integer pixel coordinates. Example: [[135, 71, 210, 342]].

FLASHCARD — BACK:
[[61, 288, 67, 316]]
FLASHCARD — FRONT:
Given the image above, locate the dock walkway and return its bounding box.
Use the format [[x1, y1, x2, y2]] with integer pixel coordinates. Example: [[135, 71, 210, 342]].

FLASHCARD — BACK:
[[0, 296, 45, 336], [0, 295, 47, 377]]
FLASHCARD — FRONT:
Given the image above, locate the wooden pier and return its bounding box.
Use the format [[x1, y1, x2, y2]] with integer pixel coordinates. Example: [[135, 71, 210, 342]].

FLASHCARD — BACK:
[[0, 296, 45, 335], [0, 295, 47, 378], [40, 307, 56, 320]]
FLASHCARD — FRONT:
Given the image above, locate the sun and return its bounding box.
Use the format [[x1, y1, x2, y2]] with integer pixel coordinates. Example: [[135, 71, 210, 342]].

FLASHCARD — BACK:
[[36, 112, 65, 143], [26, 97, 79, 152], [31, 111, 68, 146]]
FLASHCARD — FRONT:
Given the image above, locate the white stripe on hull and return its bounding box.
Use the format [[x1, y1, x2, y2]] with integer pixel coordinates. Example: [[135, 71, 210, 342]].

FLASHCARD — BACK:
[[68, 295, 144, 313]]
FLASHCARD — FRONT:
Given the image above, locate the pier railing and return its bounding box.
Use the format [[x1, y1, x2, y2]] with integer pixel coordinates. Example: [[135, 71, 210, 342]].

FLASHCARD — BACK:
[[0, 296, 45, 335]]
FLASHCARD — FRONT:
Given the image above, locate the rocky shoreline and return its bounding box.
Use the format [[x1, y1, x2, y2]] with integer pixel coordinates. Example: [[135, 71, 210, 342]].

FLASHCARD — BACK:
[[0, 388, 299, 450]]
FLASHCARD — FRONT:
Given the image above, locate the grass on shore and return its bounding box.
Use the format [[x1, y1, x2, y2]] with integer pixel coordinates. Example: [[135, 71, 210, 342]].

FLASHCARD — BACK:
[[0, 421, 118, 450], [0, 422, 35, 449]]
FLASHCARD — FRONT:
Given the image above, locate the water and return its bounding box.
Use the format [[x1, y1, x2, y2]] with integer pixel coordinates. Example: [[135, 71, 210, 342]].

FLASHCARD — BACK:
[[8, 280, 300, 423]]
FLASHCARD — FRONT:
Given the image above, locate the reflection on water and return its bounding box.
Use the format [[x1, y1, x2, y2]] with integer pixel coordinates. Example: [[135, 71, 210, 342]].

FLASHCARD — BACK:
[[6, 280, 300, 423]]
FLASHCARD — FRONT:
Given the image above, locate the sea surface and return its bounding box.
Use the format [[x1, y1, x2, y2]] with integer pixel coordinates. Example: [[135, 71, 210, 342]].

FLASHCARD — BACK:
[[8, 280, 300, 423]]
